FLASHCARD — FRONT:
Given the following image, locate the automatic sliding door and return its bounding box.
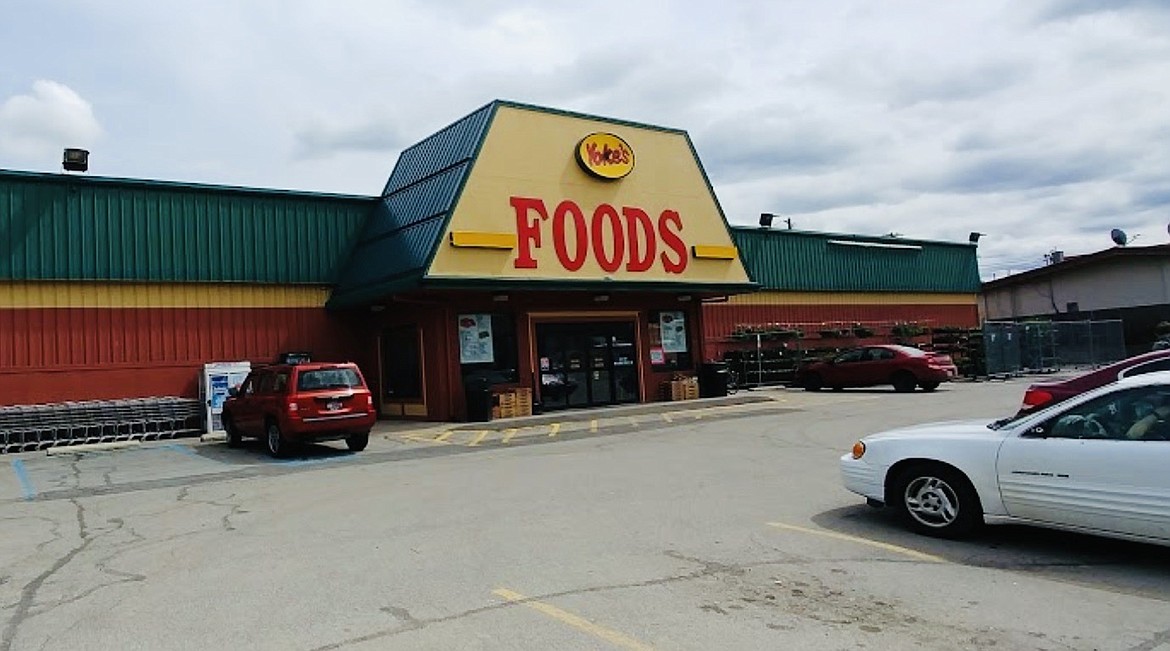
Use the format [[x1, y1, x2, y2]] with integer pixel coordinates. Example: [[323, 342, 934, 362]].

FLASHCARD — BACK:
[[537, 321, 639, 411]]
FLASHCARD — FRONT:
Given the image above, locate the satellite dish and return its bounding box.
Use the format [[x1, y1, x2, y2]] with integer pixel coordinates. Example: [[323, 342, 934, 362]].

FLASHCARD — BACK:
[[1110, 228, 1128, 246]]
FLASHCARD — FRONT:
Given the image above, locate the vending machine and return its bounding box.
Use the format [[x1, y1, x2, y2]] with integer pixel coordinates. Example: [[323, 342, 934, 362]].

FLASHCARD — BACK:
[[201, 361, 252, 434]]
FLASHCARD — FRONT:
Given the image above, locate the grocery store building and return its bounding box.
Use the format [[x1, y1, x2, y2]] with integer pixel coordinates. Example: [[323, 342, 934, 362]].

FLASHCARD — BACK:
[[1, 101, 755, 421]]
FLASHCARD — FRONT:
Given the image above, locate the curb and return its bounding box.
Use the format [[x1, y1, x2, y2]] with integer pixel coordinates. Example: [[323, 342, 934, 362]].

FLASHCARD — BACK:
[[200, 432, 227, 443], [45, 441, 142, 456]]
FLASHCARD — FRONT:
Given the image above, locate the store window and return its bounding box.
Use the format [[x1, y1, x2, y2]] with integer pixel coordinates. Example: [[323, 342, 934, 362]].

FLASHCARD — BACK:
[[458, 313, 519, 384], [649, 310, 693, 371]]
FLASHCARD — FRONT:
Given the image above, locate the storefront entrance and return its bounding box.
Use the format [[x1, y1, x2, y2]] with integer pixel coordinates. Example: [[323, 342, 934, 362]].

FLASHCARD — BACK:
[[535, 322, 639, 410]]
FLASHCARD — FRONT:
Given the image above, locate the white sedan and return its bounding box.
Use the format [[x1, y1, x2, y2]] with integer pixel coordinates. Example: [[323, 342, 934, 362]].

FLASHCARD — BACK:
[[840, 371, 1170, 545]]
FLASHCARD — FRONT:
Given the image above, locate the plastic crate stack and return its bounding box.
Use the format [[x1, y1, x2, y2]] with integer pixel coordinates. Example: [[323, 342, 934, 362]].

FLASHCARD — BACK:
[[0, 397, 204, 454]]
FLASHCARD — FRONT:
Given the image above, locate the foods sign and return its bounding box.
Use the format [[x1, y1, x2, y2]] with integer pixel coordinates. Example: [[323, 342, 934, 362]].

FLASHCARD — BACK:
[[575, 132, 634, 180]]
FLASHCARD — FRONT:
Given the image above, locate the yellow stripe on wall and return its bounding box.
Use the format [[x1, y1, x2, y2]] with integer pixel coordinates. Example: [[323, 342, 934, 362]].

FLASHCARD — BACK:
[[729, 292, 978, 306], [0, 282, 332, 309]]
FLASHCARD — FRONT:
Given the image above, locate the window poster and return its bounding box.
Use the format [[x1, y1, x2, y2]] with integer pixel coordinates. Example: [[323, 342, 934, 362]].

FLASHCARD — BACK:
[[659, 311, 688, 353], [649, 347, 666, 365], [458, 314, 494, 364]]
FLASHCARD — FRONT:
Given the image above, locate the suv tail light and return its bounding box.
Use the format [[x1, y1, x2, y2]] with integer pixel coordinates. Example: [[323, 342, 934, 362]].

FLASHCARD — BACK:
[[286, 400, 299, 415], [366, 394, 374, 410], [1022, 389, 1053, 410]]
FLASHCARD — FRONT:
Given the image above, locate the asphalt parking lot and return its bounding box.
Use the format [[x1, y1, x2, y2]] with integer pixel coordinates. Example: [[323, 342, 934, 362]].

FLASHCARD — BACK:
[[2, 380, 1168, 650]]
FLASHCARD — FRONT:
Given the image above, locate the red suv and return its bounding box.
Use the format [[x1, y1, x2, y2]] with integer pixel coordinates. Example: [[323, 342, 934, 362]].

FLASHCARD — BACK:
[[222, 362, 377, 457], [796, 345, 957, 392]]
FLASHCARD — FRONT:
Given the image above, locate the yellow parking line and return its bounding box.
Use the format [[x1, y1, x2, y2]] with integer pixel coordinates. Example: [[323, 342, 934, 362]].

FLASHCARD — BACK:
[[501, 428, 519, 443], [401, 434, 451, 446], [468, 430, 489, 447], [492, 588, 654, 651], [548, 423, 561, 437], [661, 413, 673, 423], [766, 522, 946, 563], [590, 419, 598, 433], [628, 417, 640, 428], [435, 430, 454, 442]]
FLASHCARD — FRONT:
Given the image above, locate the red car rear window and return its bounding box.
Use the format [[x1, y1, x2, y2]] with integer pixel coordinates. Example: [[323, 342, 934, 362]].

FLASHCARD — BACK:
[[297, 367, 363, 391]]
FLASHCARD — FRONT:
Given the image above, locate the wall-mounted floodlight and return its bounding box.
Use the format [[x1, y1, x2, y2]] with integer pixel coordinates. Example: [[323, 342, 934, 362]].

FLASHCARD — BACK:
[[63, 148, 89, 172]]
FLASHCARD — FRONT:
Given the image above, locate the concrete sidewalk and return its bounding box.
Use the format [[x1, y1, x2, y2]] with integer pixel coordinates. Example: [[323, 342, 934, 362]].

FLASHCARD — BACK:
[[370, 387, 784, 438]]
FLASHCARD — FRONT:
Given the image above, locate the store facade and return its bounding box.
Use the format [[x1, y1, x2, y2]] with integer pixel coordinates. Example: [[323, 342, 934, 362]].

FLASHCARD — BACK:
[[328, 102, 755, 420]]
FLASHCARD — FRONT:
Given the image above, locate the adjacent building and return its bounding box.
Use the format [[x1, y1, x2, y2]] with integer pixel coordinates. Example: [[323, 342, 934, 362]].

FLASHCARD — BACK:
[[981, 244, 1170, 354]]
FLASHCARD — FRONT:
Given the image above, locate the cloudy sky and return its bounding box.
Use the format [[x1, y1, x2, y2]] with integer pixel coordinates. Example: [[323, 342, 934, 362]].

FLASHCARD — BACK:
[[2, 1, 1168, 279]]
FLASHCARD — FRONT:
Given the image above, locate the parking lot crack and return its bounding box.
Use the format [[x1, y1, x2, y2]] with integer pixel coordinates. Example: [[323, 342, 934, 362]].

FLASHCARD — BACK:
[[0, 499, 93, 651]]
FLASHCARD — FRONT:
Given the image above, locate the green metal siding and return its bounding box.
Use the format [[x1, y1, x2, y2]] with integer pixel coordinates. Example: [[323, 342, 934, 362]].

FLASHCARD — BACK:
[[731, 228, 981, 293], [0, 170, 374, 284]]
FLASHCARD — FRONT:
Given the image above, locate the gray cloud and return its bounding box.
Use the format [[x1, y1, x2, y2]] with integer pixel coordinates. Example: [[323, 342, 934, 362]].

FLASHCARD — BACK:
[[294, 117, 408, 159], [1035, 0, 1170, 23], [917, 152, 1128, 194]]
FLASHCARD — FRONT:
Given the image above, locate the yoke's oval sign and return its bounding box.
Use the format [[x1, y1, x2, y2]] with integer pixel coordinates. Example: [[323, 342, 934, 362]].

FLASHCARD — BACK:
[[576, 133, 635, 180]]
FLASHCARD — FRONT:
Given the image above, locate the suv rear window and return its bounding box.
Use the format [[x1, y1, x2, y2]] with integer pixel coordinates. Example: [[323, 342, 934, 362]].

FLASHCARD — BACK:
[[297, 367, 363, 391]]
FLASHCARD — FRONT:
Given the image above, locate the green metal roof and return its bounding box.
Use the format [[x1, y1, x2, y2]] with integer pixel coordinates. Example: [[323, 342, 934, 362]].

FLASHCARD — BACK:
[[327, 102, 495, 308], [0, 169, 373, 284], [730, 227, 981, 293]]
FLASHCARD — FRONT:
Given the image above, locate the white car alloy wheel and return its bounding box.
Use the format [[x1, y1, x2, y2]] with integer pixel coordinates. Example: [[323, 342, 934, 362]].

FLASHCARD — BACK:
[[893, 464, 981, 538], [904, 475, 960, 528]]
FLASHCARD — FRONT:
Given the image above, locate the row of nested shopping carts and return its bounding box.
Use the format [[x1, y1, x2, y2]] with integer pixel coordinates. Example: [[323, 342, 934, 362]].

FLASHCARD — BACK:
[[0, 397, 204, 454]]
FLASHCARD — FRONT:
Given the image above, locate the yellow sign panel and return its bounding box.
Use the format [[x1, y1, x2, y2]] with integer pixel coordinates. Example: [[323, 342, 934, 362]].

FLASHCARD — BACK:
[[575, 132, 635, 180], [427, 106, 751, 287]]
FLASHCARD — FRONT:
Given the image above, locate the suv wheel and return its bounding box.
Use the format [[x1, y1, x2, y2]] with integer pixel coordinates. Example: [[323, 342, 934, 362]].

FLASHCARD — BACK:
[[265, 421, 288, 458], [346, 433, 369, 452], [919, 381, 940, 392], [223, 416, 242, 448]]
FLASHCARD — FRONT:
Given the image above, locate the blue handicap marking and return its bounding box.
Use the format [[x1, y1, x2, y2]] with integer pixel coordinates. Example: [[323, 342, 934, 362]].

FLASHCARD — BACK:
[[10, 459, 36, 501]]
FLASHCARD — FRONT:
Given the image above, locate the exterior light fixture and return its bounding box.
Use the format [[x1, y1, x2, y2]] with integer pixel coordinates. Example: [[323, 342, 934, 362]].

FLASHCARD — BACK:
[[968, 232, 985, 244], [492, 292, 510, 302], [759, 213, 774, 228], [63, 148, 89, 172], [593, 294, 611, 303], [677, 295, 693, 302]]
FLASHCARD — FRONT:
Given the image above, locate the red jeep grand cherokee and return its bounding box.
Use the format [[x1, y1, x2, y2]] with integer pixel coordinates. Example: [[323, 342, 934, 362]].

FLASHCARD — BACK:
[[222, 362, 376, 457]]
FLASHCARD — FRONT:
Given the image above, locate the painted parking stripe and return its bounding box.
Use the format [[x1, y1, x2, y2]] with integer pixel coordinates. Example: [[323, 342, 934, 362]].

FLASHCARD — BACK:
[[501, 428, 519, 444], [10, 459, 36, 501], [590, 419, 599, 433], [468, 430, 490, 447], [766, 522, 946, 563], [493, 588, 654, 651], [548, 423, 561, 438]]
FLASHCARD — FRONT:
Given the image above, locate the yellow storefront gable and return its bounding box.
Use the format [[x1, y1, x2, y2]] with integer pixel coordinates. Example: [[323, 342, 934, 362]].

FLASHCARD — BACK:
[[427, 104, 752, 288]]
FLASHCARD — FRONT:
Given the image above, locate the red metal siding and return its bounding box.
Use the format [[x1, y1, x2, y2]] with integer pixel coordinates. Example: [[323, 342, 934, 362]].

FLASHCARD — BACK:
[[0, 307, 362, 405]]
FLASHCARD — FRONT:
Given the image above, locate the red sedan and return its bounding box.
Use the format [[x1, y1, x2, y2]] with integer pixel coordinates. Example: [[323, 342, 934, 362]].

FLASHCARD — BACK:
[[1017, 350, 1170, 414], [796, 345, 957, 392]]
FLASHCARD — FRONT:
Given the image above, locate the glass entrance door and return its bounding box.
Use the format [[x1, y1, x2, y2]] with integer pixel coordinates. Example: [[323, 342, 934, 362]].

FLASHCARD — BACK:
[[536, 322, 639, 411]]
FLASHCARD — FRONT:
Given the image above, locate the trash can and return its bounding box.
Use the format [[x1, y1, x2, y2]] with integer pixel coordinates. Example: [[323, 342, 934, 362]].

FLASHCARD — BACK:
[[698, 361, 729, 398], [464, 376, 493, 422]]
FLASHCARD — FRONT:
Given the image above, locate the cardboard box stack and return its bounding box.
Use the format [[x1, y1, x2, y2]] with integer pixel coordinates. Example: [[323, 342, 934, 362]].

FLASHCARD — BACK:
[[492, 387, 534, 419], [661, 375, 699, 401]]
